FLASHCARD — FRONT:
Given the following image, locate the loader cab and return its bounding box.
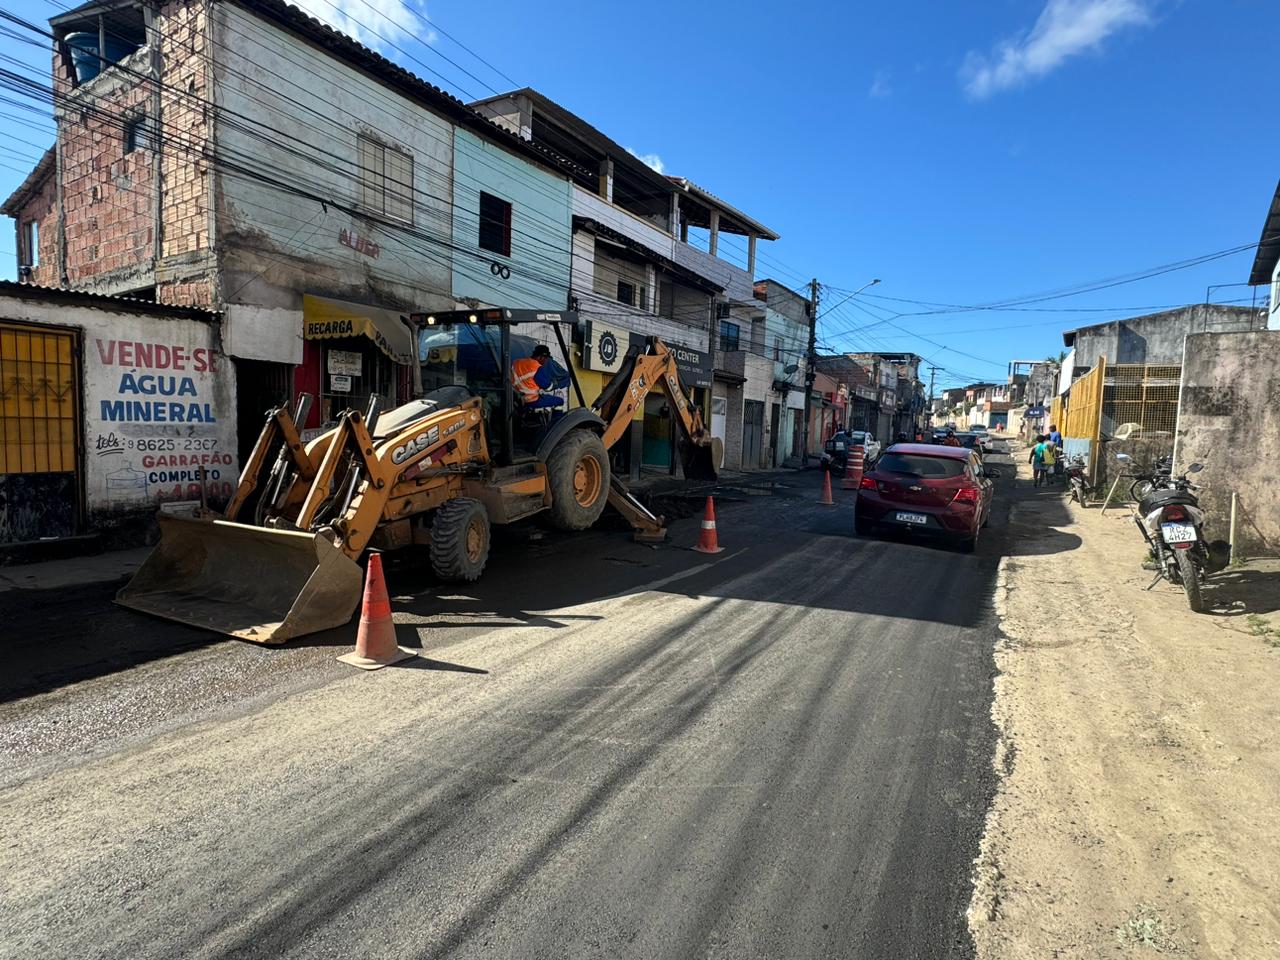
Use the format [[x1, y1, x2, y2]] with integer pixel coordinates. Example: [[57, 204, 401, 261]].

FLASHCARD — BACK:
[[412, 309, 584, 466]]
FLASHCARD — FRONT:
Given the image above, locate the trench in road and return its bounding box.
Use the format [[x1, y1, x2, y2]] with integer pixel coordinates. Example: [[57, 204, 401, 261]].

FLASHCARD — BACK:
[[0, 465, 1012, 959]]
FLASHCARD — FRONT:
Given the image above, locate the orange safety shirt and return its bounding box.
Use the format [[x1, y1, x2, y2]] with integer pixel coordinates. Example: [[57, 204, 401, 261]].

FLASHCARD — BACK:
[[511, 357, 542, 404]]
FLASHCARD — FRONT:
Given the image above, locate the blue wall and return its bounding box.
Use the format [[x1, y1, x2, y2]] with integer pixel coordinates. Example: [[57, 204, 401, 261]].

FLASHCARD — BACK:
[[450, 128, 572, 310]]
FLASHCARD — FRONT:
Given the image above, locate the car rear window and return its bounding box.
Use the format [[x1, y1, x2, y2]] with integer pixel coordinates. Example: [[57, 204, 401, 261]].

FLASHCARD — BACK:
[[877, 453, 967, 479]]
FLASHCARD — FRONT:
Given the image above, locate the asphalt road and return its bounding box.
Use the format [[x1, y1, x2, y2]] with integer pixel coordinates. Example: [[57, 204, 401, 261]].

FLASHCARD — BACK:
[[0, 460, 1010, 959]]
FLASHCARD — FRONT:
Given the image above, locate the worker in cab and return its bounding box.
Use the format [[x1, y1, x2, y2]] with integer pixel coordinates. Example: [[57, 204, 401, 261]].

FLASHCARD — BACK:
[[942, 428, 963, 447], [512, 344, 570, 411]]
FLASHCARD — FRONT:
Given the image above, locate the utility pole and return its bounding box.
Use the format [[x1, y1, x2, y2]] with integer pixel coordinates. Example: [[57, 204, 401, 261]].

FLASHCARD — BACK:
[[927, 365, 938, 430], [801, 278, 819, 467]]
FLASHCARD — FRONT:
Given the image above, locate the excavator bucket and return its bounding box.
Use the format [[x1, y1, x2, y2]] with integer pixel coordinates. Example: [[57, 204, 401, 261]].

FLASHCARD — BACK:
[[679, 436, 723, 482], [116, 514, 364, 644]]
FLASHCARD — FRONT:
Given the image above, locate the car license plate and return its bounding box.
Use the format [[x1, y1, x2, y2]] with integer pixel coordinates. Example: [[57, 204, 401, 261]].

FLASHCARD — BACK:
[[1161, 522, 1197, 543], [896, 512, 928, 525]]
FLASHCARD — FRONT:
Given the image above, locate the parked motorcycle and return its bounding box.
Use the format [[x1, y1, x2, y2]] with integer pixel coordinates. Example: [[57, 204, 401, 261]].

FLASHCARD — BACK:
[[1064, 454, 1090, 505], [1115, 453, 1228, 612]]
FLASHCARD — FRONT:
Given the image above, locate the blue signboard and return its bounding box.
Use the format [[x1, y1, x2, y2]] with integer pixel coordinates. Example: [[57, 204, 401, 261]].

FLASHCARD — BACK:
[[1025, 405, 1046, 418]]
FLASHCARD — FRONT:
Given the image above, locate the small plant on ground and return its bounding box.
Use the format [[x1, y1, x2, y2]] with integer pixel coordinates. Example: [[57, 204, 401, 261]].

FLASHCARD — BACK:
[[1114, 904, 1182, 952], [1245, 614, 1280, 648]]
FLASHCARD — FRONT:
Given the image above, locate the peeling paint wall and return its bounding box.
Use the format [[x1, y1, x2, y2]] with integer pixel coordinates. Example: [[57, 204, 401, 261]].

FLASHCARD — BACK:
[[1175, 330, 1280, 557]]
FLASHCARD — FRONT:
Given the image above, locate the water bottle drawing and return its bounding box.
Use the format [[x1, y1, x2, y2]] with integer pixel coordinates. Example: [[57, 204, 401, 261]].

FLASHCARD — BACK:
[[105, 461, 148, 497]]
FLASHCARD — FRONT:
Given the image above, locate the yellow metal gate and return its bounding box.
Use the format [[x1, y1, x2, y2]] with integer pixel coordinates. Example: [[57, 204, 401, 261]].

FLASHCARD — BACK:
[[0, 321, 81, 544]]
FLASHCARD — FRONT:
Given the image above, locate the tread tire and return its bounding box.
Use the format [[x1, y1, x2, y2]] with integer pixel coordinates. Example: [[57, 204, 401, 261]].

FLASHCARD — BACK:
[[1175, 548, 1204, 613], [430, 498, 490, 582], [547, 430, 610, 531]]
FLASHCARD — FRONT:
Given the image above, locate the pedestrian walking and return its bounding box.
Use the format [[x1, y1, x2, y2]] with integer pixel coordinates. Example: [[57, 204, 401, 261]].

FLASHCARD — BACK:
[[1029, 434, 1052, 487]]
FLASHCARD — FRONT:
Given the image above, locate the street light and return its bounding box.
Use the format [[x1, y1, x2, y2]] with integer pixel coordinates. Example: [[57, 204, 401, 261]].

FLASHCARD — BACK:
[[819, 278, 881, 318]]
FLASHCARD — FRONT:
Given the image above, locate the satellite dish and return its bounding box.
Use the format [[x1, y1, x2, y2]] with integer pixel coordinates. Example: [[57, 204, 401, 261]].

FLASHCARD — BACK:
[[783, 363, 799, 375]]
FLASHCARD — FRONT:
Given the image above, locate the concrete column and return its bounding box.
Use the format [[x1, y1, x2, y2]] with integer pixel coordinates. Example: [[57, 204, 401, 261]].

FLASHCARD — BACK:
[[747, 233, 757, 278], [669, 193, 679, 236], [681, 220, 689, 243], [599, 158, 614, 203], [709, 209, 720, 257]]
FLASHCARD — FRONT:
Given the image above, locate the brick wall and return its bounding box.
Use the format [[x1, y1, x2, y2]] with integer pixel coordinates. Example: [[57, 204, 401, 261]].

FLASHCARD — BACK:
[[44, 0, 215, 305], [158, 0, 212, 266], [56, 47, 156, 289], [10, 169, 60, 286]]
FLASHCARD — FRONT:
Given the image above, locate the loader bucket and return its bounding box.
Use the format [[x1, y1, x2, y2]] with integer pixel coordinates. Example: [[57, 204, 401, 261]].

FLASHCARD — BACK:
[[116, 514, 364, 644], [679, 436, 723, 482]]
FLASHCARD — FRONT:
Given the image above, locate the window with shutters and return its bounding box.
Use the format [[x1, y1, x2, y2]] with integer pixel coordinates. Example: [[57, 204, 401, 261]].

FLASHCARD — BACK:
[[357, 133, 413, 224]]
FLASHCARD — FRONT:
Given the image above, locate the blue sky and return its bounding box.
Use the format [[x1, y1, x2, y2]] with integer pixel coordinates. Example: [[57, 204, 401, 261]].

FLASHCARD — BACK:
[[1, 0, 1275, 388]]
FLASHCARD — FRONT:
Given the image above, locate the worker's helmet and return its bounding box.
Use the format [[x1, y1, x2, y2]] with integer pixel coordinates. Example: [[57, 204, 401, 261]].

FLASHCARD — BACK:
[[531, 344, 551, 360]]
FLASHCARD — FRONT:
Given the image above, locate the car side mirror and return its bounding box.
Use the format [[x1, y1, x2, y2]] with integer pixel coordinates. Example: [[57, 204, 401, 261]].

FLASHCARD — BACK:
[[1189, 463, 1204, 473]]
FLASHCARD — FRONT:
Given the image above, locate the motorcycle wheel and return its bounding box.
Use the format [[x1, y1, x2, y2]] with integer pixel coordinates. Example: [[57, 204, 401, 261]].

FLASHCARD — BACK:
[[1174, 548, 1204, 613]]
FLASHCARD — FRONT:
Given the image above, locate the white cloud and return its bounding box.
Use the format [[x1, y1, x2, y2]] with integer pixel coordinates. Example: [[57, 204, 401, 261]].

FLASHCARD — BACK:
[[291, 0, 436, 51], [961, 0, 1153, 99], [626, 148, 665, 174], [869, 69, 892, 99]]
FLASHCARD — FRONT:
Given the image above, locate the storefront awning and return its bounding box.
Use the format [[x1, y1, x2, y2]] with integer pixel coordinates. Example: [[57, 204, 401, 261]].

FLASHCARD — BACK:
[[302, 294, 414, 365]]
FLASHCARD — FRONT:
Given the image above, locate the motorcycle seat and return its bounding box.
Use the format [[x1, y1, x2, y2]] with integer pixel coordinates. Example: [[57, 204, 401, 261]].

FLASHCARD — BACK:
[[1139, 487, 1198, 515]]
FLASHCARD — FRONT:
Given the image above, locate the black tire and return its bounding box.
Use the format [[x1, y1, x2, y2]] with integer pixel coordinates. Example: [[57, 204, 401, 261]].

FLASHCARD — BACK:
[[853, 499, 873, 536], [430, 498, 490, 582], [547, 429, 610, 531], [1174, 548, 1204, 613], [959, 526, 978, 553]]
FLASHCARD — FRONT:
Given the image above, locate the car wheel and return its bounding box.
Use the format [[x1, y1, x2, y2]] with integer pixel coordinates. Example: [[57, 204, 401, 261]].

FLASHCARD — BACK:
[[959, 526, 978, 553], [854, 503, 873, 537]]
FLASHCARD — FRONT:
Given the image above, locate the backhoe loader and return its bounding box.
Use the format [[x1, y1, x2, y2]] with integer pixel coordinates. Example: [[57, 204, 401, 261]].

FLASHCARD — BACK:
[[117, 308, 721, 644]]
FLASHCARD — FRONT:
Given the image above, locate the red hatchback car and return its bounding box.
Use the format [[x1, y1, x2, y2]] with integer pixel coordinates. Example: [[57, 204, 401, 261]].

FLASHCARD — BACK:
[[854, 443, 995, 552]]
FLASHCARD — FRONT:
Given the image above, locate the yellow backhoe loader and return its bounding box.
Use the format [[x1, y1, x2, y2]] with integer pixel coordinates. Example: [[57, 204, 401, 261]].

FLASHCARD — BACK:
[[117, 308, 721, 644]]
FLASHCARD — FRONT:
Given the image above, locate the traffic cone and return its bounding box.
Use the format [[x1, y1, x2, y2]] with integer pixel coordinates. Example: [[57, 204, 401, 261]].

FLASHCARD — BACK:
[[693, 496, 725, 554], [337, 553, 417, 670], [841, 446, 865, 489], [819, 468, 835, 506]]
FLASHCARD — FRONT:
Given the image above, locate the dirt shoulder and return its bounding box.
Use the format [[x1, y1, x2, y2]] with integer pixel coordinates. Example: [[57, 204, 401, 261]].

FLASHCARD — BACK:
[[970, 445, 1280, 958]]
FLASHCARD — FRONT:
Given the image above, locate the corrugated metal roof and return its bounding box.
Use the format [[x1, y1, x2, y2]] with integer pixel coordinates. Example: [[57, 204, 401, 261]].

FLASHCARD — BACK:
[[0, 280, 221, 320]]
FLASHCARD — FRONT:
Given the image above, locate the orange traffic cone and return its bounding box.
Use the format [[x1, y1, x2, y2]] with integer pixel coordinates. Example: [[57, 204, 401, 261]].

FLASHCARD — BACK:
[[819, 468, 835, 506], [337, 553, 417, 670], [840, 446, 865, 489], [693, 496, 725, 554]]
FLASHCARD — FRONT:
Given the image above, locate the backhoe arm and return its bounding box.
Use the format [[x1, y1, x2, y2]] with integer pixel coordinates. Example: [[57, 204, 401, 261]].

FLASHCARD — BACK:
[[595, 338, 720, 480]]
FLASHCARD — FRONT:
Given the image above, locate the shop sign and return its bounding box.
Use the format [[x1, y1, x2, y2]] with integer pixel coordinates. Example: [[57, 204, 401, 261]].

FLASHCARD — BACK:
[[583, 321, 630, 374], [327, 350, 362, 377], [667, 341, 712, 389], [331, 374, 352, 393], [854, 385, 877, 401]]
